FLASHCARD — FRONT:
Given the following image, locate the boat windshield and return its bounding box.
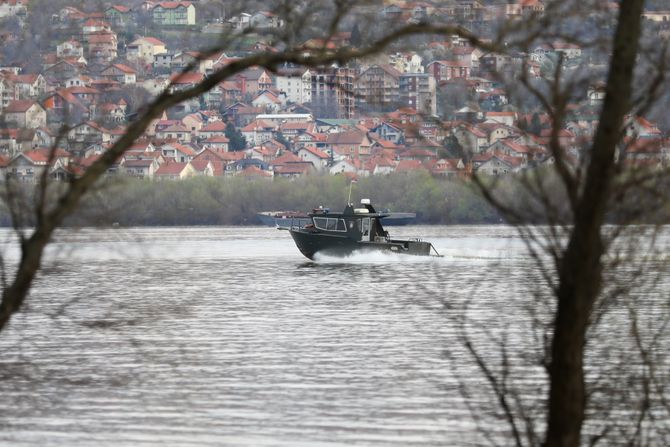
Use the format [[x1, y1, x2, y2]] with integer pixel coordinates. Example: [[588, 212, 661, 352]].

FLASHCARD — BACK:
[[313, 217, 346, 232]]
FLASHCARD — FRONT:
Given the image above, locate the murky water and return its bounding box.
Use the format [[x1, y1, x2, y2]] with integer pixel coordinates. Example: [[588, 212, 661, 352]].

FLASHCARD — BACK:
[[0, 226, 666, 446]]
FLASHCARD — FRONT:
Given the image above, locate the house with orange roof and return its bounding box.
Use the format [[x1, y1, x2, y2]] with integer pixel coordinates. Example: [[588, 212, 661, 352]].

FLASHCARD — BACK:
[[181, 113, 204, 136], [325, 130, 373, 159], [367, 155, 396, 175], [191, 147, 224, 165], [105, 5, 132, 26], [472, 151, 526, 175], [127, 37, 168, 64], [198, 120, 227, 139], [398, 146, 438, 162], [233, 164, 271, 179], [189, 158, 216, 176], [625, 116, 662, 139], [42, 58, 86, 83], [200, 135, 229, 152], [86, 30, 118, 63], [160, 142, 196, 162], [67, 121, 114, 145], [251, 90, 285, 112], [56, 39, 84, 59], [3, 100, 46, 128], [452, 122, 489, 153], [156, 124, 191, 142], [5, 73, 46, 99], [297, 146, 330, 171], [154, 160, 198, 180], [7, 148, 72, 183], [476, 122, 519, 145], [279, 121, 315, 138], [234, 68, 273, 96], [101, 64, 137, 84], [121, 157, 161, 179], [484, 111, 518, 127], [41, 90, 89, 123], [82, 19, 111, 36], [272, 162, 313, 178], [57, 5, 88, 22], [426, 158, 466, 177], [191, 147, 241, 175], [241, 120, 275, 146], [168, 71, 205, 92], [619, 138, 668, 165], [488, 138, 540, 162]]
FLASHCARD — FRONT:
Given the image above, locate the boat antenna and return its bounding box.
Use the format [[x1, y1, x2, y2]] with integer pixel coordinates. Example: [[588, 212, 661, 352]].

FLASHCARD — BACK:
[[347, 178, 357, 205]]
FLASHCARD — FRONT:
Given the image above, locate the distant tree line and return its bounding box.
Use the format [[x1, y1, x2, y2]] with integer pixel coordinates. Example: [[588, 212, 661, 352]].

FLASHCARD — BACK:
[[0, 173, 507, 227], [2, 169, 665, 228]]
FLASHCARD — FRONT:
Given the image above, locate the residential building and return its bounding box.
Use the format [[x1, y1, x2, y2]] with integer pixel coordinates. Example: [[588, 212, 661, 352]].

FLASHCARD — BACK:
[[151, 1, 196, 26], [0, 74, 18, 111], [275, 68, 312, 104], [57, 39, 84, 58], [101, 64, 137, 84], [86, 31, 118, 63], [426, 60, 471, 83], [310, 67, 355, 119], [355, 64, 401, 112], [127, 37, 167, 64], [399, 73, 437, 115], [3, 100, 46, 128], [104, 5, 132, 26], [0, 0, 27, 18]]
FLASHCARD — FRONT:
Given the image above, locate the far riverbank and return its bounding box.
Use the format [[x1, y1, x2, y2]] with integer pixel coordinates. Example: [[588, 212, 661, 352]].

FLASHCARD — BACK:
[[0, 170, 579, 227]]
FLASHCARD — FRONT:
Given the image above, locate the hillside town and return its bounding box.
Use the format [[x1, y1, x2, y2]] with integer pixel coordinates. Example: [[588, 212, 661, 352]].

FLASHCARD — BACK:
[[0, 0, 669, 183]]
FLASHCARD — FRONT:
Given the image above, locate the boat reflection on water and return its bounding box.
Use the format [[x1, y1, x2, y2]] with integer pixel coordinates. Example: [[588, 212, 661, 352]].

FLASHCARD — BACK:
[[284, 199, 441, 260]]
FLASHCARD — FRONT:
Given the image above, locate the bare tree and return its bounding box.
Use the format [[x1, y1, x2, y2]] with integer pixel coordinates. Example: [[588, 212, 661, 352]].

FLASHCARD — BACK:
[[0, 0, 668, 446]]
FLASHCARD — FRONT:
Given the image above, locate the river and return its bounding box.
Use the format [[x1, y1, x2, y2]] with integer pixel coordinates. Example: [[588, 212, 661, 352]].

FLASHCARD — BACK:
[[0, 226, 666, 446]]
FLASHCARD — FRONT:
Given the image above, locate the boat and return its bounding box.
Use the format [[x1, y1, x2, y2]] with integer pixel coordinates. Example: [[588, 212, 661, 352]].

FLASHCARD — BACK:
[[257, 210, 415, 227], [285, 199, 441, 260]]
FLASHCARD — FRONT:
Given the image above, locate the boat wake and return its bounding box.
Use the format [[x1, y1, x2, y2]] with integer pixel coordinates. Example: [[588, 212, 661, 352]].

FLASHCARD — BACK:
[[312, 250, 445, 264]]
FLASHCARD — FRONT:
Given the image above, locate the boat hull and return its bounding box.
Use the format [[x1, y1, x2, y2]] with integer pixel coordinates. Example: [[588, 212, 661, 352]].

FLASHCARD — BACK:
[[289, 228, 432, 260]]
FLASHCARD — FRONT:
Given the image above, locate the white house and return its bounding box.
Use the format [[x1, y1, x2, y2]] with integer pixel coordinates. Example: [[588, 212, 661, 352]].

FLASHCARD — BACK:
[[275, 68, 312, 104], [297, 146, 330, 171]]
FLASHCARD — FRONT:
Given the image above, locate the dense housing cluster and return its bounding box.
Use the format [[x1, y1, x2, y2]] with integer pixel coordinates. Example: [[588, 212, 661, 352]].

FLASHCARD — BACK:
[[0, 0, 668, 182]]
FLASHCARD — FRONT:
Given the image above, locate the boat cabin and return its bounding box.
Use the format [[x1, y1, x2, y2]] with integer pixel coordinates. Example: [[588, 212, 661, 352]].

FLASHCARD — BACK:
[[308, 199, 389, 242]]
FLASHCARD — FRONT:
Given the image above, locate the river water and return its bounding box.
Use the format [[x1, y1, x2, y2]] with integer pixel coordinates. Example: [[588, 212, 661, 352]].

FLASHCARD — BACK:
[[0, 226, 666, 446]]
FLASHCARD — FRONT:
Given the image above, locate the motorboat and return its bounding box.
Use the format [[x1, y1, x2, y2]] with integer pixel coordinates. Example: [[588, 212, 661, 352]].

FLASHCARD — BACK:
[[286, 199, 440, 260]]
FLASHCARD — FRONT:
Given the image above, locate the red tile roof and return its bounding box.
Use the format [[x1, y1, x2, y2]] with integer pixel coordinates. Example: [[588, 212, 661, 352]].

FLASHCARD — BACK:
[[4, 100, 39, 113]]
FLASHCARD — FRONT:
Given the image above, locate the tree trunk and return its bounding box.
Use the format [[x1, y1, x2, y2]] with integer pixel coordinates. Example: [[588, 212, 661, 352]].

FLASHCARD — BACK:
[[544, 1, 645, 445]]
